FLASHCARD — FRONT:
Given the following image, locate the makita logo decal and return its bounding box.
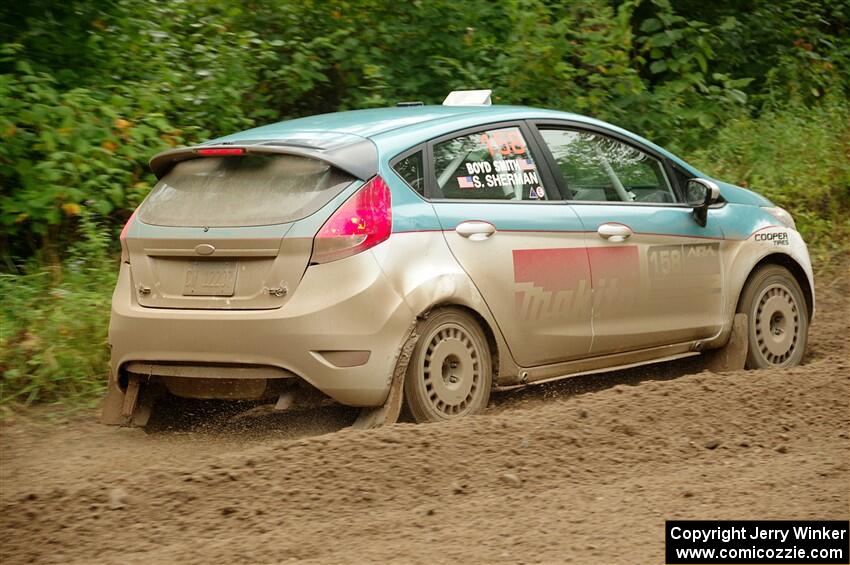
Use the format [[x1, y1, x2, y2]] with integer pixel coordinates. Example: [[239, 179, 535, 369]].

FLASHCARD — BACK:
[[755, 232, 790, 246], [512, 246, 639, 321]]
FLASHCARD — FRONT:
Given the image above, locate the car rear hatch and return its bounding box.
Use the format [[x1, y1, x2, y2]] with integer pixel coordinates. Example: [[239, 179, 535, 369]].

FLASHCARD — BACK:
[[126, 144, 369, 310]]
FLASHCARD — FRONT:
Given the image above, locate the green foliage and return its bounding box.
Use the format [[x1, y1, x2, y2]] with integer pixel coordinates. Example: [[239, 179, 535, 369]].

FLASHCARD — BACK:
[[667, 0, 850, 106], [1, 209, 116, 404], [687, 99, 850, 263], [0, 0, 848, 405], [0, 51, 177, 243], [627, 0, 754, 142], [0, 0, 282, 256]]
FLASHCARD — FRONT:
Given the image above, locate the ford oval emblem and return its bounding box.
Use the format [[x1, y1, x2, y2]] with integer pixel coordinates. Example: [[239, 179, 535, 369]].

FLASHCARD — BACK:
[[194, 243, 215, 256]]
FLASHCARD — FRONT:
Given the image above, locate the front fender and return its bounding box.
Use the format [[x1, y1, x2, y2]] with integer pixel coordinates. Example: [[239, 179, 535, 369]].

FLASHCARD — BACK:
[[702, 217, 814, 351]]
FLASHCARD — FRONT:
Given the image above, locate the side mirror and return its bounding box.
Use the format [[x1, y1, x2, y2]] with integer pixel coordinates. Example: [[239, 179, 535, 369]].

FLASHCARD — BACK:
[[686, 178, 720, 227]]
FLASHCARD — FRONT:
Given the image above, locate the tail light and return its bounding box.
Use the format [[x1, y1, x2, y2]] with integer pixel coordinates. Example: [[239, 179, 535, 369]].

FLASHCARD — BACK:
[[311, 176, 392, 264], [119, 208, 138, 263]]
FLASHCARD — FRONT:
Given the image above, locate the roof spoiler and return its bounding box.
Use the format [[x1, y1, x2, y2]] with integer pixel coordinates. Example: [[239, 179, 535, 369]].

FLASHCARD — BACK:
[[149, 138, 379, 181]]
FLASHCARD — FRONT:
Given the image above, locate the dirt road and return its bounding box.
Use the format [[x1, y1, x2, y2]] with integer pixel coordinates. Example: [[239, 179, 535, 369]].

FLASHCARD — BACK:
[[1, 263, 848, 564]]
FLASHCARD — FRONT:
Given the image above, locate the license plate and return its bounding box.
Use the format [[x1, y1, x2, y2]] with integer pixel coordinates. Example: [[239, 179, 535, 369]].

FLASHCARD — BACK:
[[183, 261, 238, 296]]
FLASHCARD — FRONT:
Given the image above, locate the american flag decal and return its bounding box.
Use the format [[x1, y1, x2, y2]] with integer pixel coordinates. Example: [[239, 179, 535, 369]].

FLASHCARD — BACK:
[[517, 158, 535, 171], [457, 176, 475, 189]]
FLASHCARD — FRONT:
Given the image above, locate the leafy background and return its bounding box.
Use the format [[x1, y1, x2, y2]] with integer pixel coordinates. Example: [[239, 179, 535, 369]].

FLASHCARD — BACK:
[[1, 0, 848, 405]]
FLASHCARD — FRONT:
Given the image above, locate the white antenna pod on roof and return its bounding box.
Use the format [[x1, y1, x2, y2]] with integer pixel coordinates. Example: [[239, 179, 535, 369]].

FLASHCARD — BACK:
[[442, 89, 492, 106]]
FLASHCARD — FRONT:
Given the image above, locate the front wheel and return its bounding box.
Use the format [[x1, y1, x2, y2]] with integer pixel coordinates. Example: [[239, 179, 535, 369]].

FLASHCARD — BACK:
[[737, 265, 808, 369], [403, 308, 492, 423]]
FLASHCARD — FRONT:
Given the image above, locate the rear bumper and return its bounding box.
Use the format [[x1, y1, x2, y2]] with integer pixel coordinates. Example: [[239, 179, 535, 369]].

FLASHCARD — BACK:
[[107, 249, 415, 407]]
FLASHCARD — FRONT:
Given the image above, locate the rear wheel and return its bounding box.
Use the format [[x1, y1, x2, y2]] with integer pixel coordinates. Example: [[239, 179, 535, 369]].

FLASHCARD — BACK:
[[404, 308, 492, 423], [737, 265, 808, 369]]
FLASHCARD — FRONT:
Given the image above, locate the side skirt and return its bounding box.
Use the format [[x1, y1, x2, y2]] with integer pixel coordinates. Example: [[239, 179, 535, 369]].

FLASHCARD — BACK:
[[496, 342, 701, 391]]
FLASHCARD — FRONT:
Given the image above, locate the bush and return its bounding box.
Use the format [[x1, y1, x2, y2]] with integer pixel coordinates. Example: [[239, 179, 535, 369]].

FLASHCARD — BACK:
[[0, 56, 180, 257], [0, 210, 116, 404], [686, 99, 850, 263]]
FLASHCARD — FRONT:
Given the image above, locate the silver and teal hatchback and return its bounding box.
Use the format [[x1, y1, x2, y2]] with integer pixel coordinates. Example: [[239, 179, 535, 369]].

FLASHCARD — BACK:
[[102, 91, 814, 427]]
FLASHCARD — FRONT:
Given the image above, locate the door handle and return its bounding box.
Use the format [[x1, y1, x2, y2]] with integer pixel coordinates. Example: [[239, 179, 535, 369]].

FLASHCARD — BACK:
[[597, 223, 633, 243], [455, 221, 496, 241]]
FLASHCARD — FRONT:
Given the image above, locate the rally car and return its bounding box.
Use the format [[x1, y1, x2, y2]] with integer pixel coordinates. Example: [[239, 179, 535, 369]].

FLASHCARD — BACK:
[[102, 90, 814, 427]]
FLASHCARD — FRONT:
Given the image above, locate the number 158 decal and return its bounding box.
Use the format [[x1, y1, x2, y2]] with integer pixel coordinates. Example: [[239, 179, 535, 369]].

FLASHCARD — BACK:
[[648, 243, 720, 279]]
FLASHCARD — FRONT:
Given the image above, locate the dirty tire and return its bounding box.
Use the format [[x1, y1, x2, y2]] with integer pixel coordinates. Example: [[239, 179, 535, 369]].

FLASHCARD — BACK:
[[738, 265, 808, 369], [404, 308, 492, 423]]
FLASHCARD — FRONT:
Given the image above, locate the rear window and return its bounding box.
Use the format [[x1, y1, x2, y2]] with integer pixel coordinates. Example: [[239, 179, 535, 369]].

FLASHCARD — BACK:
[[139, 154, 355, 227], [393, 151, 425, 196]]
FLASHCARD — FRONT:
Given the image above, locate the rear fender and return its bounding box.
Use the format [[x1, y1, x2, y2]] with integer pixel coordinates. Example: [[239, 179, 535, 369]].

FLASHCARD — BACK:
[[370, 231, 518, 385]]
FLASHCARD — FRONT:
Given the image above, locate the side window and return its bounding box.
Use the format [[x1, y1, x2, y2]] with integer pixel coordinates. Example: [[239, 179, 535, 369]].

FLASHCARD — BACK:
[[432, 126, 548, 201], [393, 151, 425, 196], [539, 129, 676, 204]]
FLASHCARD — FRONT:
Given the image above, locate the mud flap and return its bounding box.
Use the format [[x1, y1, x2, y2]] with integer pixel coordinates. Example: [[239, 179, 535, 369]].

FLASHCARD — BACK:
[[100, 381, 128, 426], [703, 313, 748, 372], [351, 327, 419, 430], [99, 375, 157, 427], [131, 386, 156, 427]]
